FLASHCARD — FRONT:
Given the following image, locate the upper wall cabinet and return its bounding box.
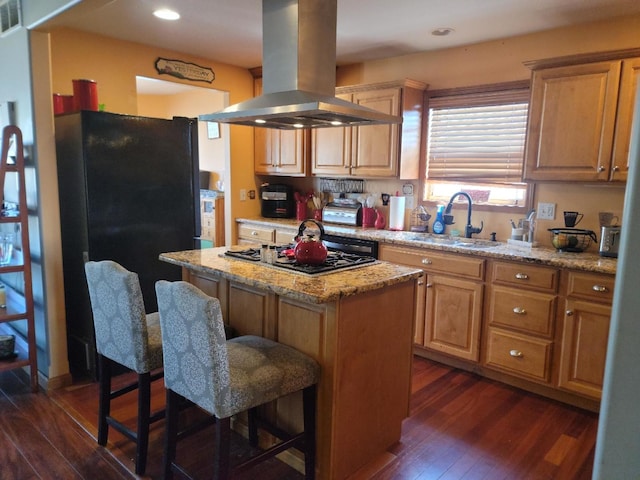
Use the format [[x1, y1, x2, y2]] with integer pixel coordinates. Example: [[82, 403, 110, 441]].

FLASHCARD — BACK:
[[312, 79, 427, 179], [523, 49, 640, 182], [254, 78, 310, 177]]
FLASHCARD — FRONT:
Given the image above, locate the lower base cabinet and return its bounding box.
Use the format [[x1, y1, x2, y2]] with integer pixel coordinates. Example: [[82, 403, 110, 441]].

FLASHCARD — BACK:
[[380, 247, 614, 410], [182, 268, 416, 480], [557, 271, 614, 399], [379, 244, 484, 362], [425, 273, 483, 361]]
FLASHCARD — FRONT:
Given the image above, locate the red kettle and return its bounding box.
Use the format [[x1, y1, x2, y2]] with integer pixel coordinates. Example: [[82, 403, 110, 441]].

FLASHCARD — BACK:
[[294, 219, 328, 265]]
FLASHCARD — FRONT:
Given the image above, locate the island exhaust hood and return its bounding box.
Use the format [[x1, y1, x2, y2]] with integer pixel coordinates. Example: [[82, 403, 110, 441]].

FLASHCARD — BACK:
[[199, 0, 402, 130]]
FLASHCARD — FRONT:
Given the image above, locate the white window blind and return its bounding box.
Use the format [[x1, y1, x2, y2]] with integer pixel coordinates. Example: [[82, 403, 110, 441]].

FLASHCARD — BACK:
[[426, 89, 529, 183]]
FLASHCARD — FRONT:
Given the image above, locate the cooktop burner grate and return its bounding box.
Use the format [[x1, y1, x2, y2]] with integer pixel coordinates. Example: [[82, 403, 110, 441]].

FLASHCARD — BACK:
[[224, 247, 377, 275]]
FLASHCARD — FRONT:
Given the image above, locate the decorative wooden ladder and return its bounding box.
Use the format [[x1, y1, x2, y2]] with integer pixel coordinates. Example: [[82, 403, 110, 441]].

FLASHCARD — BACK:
[[0, 125, 38, 391]]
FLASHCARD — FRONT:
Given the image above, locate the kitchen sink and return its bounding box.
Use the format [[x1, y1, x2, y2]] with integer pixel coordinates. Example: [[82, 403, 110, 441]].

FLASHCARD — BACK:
[[405, 234, 499, 249]]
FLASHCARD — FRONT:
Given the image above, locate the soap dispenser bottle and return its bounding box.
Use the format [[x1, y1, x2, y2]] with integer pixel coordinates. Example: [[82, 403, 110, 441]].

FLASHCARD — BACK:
[[432, 205, 446, 234]]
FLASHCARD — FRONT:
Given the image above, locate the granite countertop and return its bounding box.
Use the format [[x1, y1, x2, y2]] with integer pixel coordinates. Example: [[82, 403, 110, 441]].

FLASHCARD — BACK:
[[237, 217, 617, 276], [159, 247, 423, 304]]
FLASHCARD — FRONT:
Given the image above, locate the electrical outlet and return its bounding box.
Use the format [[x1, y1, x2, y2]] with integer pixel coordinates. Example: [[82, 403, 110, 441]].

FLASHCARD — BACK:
[[240, 189, 247, 201], [538, 202, 556, 220]]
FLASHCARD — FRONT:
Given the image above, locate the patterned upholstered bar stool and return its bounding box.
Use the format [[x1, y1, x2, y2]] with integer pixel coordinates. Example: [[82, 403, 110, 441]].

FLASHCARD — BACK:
[[155, 280, 320, 480], [84, 260, 164, 475]]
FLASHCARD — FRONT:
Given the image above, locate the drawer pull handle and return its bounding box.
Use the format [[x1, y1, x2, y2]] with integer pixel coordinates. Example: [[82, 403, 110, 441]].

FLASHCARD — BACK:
[[513, 307, 526, 315], [515, 273, 529, 280], [509, 349, 523, 358], [251, 231, 259, 236], [566, 310, 574, 316], [592, 285, 608, 293], [421, 258, 432, 265]]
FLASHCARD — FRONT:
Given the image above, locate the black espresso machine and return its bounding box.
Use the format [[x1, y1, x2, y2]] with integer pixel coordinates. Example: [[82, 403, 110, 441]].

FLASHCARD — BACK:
[[260, 183, 294, 218]]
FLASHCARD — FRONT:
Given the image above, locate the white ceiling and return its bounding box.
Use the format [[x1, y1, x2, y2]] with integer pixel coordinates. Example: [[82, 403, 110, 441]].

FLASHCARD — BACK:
[[41, 0, 640, 71]]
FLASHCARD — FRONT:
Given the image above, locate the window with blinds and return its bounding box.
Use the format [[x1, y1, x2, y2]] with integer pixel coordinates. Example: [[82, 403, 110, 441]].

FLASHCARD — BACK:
[[423, 83, 531, 208]]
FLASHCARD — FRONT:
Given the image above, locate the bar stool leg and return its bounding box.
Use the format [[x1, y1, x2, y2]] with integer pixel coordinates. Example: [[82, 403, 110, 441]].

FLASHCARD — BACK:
[[163, 389, 180, 480], [214, 416, 231, 480], [135, 372, 151, 475], [303, 385, 317, 480], [97, 354, 111, 446]]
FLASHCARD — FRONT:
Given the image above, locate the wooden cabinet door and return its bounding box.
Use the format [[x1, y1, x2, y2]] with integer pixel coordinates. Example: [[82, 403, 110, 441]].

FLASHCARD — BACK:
[[254, 78, 309, 176], [255, 129, 309, 176], [424, 273, 483, 361], [311, 93, 352, 176], [611, 57, 640, 181], [413, 274, 427, 345], [227, 281, 275, 338], [254, 125, 276, 174], [524, 60, 622, 181], [558, 299, 611, 399], [351, 88, 400, 177]]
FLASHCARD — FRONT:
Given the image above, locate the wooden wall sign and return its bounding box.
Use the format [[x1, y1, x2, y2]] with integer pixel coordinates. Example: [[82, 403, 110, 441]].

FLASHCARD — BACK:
[[155, 58, 215, 83]]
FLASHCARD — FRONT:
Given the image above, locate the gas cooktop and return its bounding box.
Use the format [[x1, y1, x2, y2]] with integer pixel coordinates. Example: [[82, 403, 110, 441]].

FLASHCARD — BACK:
[[224, 247, 377, 275]]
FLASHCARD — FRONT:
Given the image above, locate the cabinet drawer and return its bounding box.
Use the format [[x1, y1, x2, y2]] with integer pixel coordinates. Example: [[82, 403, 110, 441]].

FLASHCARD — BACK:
[[487, 286, 556, 337], [484, 328, 552, 382], [275, 229, 296, 245], [491, 261, 559, 292], [379, 245, 484, 280], [566, 271, 615, 303], [238, 224, 274, 243]]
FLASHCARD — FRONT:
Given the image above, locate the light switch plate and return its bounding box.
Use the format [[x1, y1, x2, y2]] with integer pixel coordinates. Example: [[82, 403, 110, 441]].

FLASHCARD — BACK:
[[538, 202, 556, 220]]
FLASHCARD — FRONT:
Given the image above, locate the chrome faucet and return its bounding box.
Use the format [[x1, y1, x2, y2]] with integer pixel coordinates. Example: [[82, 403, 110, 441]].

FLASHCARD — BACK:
[[444, 192, 484, 238]]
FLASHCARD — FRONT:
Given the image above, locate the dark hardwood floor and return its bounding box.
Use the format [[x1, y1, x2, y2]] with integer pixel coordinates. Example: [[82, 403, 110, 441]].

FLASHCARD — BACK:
[[0, 356, 598, 479]]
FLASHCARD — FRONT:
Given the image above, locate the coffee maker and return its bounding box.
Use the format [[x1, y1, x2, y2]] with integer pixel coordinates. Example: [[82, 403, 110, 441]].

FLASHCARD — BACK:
[[260, 184, 294, 218]]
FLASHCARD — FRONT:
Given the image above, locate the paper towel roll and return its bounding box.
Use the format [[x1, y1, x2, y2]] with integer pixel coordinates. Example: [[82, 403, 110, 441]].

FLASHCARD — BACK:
[[388, 196, 406, 231]]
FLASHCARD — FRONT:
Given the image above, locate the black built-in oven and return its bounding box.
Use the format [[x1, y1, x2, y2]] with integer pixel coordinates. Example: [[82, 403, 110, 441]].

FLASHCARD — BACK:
[[322, 234, 378, 259]]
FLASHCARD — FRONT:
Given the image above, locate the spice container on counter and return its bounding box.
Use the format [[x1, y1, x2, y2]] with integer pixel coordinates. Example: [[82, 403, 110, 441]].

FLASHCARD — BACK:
[[260, 244, 269, 263], [268, 245, 277, 264]]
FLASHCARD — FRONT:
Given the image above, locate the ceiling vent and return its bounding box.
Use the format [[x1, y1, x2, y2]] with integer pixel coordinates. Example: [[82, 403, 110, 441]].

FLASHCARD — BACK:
[[0, 0, 21, 36]]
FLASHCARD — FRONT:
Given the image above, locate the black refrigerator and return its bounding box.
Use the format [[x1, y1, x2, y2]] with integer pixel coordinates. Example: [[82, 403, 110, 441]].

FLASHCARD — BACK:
[[55, 110, 200, 378]]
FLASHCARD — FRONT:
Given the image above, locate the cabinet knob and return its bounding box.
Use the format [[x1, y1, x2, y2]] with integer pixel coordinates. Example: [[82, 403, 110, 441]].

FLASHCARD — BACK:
[[612, 165, 620, 172], [513, 307, 527, 315], [426, 283, 433, 288], [251, 231, 258, 236], [597, 165, 606, 172], [344, 165, 350, 169], [515, 273, 529, 280], [566, 310, 574, 316], [417, 280, 425, 286], [421, 258, 432, 265], [509, 349, 523, 358], [592, 285, 608, 293]]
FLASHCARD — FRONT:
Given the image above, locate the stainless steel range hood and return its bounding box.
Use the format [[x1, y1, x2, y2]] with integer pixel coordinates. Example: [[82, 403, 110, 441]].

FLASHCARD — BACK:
[[200, 0, 401, 129]]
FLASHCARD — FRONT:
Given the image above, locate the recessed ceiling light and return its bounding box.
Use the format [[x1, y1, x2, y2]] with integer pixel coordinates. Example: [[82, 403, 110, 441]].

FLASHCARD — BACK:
[[431, 27, 454, 36], [153, 9, 180, 21]]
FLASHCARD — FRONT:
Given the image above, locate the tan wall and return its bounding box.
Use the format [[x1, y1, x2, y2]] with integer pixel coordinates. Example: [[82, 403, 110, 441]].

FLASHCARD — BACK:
[[50, 28, 260, 245], [332, 14, 638, 246]]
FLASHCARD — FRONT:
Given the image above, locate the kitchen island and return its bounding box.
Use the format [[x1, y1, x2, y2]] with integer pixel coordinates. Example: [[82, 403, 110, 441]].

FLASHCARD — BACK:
[[159, 247, 422, 480]]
